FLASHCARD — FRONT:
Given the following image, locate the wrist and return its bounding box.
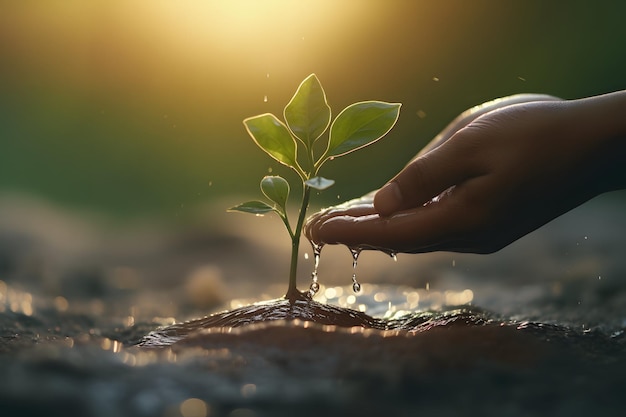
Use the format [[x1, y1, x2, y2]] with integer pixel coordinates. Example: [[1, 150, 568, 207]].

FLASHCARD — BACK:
[[569, 90, 626, 193]]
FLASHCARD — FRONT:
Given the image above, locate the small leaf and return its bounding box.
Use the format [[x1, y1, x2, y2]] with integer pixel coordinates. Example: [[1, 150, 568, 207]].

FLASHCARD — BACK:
[[323, 101, 401, 161], [284, 74, 331, 148], [243, 114, 301, 173], [305, 176, 335, 190], [261, 176, 290, 213], [228, 201, 275, 215]]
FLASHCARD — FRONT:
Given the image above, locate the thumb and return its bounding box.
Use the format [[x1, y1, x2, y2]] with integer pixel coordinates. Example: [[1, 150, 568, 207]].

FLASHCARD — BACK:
[[374, 132, 480, 216]]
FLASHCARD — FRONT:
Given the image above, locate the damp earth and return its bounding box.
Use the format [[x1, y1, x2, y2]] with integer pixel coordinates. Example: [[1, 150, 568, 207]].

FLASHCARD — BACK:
[[1, 194, 626, 416]]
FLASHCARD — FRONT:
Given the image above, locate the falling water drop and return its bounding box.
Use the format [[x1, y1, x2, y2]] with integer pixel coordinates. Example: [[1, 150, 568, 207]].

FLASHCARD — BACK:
[[350, 247, 362, 293], [308, 242, 324, 296], [309, 272, 319, 296], [263, 95, 268, 103], [313, 242, 322, 270], [390, 252, 397, 262]]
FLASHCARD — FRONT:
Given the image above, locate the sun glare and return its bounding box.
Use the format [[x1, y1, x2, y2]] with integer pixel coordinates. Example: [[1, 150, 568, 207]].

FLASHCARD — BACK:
[[1, 1, 380, 103], [149, 0, 373, 58]]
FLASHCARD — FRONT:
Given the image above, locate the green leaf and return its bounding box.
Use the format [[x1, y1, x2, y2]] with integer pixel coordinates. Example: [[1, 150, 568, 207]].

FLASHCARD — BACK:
[[243, 114, 302, 174], [228, 201, 275, 215], [284, 74, 331, 148], [261, 175, 290, 214], [322, 101, 401, 161], [305, 176, 335, 190]]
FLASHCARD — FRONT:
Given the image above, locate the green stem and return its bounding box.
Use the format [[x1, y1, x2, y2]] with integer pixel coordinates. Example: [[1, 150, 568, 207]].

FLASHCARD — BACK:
[[285, 184, 312, 301], [279, 212, 294, 240]]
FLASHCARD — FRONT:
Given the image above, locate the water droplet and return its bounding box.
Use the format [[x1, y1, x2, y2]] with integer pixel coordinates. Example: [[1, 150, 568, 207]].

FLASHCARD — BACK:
[[304, 252, 309, 260], [452, 259, 456, 267], [350, 247, 361, 267], [268, 167, 273, 173], [349, 247, 362, 293], [263, 95, 268, 103], [432, 77, 440, 82], [312, 242, 322, 270], [309, 276, 319, 295], [308, 242, 324, 296], [380, 249, 396, 262], [308, 269, 319, 296]]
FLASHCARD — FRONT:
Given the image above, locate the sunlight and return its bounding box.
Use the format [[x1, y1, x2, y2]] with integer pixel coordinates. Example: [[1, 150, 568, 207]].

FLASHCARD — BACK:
[[150, 0, 371, 57], [0, 1, 380, 120]]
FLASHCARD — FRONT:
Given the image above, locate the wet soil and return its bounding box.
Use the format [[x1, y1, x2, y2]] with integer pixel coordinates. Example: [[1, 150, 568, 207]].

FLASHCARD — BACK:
[[2, 292, 625, 417], [1, 195, 626, 416]]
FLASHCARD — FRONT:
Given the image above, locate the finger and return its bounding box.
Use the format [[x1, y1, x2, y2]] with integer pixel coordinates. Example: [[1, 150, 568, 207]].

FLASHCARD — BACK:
[[318, 185, 478, 253], [304, 199, 377, 244], [374, 94, 564, 218], [417, 94, 562, 157], [374, 132, 482, 216]]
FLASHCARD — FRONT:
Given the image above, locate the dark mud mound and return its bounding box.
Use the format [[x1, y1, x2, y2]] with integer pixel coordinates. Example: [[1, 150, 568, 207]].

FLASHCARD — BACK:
[[138, 297, 491, 347], [2, 293, 626, 417], [139, 297, 625, 367], [2, 196, 626, 416], [132, 300, 626, 417]]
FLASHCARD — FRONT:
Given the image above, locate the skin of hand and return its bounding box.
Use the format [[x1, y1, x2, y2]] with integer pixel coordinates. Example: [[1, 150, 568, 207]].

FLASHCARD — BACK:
[[305, 90, 626, 254]]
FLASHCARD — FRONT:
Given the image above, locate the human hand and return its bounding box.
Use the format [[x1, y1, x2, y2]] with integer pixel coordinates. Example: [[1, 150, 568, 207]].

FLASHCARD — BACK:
[[305, 91, 626, 254]]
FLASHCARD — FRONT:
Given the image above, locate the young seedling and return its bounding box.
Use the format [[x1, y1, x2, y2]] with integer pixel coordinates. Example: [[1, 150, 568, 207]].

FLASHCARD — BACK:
[[229, 74, 401, 301]]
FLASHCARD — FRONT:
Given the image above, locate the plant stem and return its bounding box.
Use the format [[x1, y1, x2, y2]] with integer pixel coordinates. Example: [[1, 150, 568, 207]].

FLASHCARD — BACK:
[[285, 184, 312, 301]]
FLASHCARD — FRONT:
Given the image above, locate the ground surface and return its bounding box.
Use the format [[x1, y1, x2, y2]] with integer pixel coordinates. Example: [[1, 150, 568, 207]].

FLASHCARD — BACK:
[[1, 193, 626, 416]]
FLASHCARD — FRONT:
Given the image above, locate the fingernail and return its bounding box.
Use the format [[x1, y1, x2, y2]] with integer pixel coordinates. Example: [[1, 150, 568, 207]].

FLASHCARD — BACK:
[[374, 182, 402, 216]]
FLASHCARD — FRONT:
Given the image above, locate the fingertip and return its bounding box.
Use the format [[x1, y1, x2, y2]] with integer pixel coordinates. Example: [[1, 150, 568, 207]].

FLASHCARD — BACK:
[[317, 213, 382, 247], [315, 215, 354, 246], [315, 219, 336, 245], [303, 210, 319, 240], [374, 181, 402, 216]]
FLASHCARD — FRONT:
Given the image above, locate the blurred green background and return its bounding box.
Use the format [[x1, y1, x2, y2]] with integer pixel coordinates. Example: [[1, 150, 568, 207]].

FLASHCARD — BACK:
[[1, 0, 624, 219]]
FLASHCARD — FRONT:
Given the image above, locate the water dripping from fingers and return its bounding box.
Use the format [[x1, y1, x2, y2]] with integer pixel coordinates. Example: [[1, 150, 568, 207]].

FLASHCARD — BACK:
[[308, 242, 324, 297], [350, 247, 362, 293], [309, 272, 319, 297]]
